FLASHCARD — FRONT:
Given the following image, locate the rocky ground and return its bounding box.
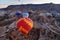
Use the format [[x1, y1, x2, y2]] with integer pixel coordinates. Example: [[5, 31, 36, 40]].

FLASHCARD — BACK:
[[0, 9, 60, 40]]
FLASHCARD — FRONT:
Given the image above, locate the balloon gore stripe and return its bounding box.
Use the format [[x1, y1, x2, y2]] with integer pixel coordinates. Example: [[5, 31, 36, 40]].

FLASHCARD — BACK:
[[16, 18, 33, 35]]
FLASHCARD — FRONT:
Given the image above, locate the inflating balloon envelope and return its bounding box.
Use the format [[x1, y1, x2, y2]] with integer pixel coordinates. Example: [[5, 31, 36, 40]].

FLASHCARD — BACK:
[[16, 18, 33, 35]]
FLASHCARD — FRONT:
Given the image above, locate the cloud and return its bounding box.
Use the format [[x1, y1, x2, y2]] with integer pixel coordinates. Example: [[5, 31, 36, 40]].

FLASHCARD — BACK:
[[0, 4, 8, 8], [31, 0, 50, 4], [21, 0, 60, 4], [20, 0, 50, 4], [50, 0, 60, 4]]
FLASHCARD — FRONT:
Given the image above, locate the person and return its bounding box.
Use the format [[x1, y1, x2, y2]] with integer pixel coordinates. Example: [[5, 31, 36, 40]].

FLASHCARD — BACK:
[[28, 11, 32, 18], [4, 14, 9, 19]]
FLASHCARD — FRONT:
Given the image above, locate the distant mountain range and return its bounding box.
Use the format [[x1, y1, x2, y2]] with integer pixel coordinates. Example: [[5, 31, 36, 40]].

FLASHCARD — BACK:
[[0, 3, 60, 12]]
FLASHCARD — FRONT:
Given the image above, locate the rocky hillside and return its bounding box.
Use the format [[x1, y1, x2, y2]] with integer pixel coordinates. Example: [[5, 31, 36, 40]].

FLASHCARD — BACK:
[[0, 3, 60, 40], [1, 3, 60, 12]]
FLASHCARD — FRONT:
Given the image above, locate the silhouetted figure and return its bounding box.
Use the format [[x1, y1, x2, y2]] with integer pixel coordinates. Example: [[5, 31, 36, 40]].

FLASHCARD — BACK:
[[4, 14, 9, 19]]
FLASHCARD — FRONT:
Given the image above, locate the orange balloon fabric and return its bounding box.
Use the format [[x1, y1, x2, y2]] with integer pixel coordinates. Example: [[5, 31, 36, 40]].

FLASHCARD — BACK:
[[16, 18, 33, 35]]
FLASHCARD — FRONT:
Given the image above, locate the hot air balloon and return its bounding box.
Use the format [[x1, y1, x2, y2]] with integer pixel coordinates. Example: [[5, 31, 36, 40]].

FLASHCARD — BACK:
[[22, 12, 29, 18], [16, 17, 33, 35]]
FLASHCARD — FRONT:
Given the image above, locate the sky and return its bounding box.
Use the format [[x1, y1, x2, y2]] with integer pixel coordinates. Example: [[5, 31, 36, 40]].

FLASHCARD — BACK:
[[0, 0, 60, 8]]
